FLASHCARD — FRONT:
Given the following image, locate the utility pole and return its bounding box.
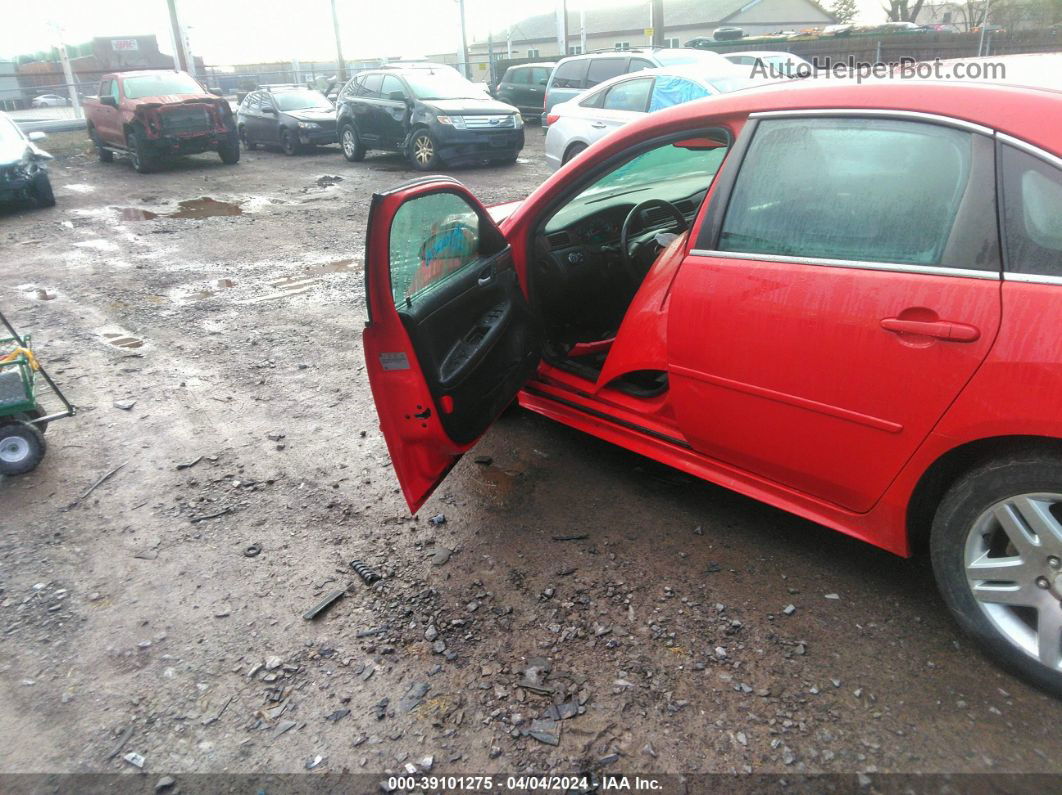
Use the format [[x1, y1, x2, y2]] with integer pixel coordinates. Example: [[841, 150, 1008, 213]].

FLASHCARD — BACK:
[[650, 0, 664, 47], [55, 37, 82, 119], [456, 0, 470, 78], [487, 31, 494, 87], [166, 0, 191, 72], [330, 0, 347, 82], [556, 0, 568, 55], [580, 8, 586, 54]]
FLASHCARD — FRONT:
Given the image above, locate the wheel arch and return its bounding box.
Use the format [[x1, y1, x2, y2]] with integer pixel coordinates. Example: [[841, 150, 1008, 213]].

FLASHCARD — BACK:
[[906, 434, 1062, 554], [562, 139, 591, 164]]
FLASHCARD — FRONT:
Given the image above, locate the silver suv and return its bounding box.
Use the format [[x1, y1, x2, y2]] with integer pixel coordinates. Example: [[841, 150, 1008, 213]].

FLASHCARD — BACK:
[[542, 48, 733, 124]]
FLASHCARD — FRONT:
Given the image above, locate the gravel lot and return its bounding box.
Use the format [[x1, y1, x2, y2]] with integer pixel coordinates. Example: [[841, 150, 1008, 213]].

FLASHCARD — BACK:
[[1, 128, 1061, 784]]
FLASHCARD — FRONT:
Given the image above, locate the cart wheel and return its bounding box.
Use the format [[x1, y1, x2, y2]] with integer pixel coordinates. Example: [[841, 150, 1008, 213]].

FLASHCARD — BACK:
[[0, 421, 46, 476]]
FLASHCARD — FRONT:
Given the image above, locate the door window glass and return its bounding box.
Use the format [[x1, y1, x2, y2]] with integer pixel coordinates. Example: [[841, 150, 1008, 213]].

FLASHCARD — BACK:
[[1001, 145, 1062, 277], [586, 58, 627, 87], [719, 118, 972, 265], [531, 67, 551, 85], [511, 68, 530, 85], [380, 75, 406, 101], [359, 74, 383, 98], [650, 77, 710, 111], [390, 193, 489, 306], [551, 59, 588, 89], [99, 79, 112, 99], [603, 78, 653, 112], [110, 80, 121, 101], [628, 58, 654, 72]]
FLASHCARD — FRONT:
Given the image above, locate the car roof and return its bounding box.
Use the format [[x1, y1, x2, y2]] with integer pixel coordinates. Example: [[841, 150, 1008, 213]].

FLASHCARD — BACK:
[[509, 62, 555, 69], [553, 62, 752, 105], [725, 51, 807, 59]]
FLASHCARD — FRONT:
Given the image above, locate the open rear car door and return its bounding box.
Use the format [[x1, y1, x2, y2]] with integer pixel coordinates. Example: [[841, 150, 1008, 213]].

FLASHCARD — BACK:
[[363, 176, 541, 512]]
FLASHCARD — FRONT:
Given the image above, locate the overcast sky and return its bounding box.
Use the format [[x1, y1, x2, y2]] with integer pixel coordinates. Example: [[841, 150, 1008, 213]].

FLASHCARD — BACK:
[[2, 0, 888, 64]]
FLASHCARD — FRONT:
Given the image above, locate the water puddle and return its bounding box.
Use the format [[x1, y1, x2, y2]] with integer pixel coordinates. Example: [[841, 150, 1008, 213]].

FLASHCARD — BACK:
[[101, 331, 145, 349], [116, 197, 244, 222], [307, 258, 355, 275]]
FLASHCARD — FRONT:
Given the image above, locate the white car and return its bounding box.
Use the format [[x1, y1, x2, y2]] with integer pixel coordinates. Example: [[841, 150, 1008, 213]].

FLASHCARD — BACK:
[[723, 51, 813, 79], [544, 64, 754, 171], [31, 94, 71, 108]]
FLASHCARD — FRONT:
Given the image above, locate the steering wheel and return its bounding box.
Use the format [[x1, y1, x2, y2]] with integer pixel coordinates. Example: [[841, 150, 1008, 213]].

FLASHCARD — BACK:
[[619, 199, 688, 282]]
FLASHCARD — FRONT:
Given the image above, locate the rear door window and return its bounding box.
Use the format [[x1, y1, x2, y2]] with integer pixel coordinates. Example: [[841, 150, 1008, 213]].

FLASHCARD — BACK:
[[380, 75, 406, 101], [551, 59, 588, 89], [649, 77, 709, 111], [360, 74, 384, 98], [1001, 145, 1062, 278], [586, 58, 628, 87], [628, 58, 655, 73], [510, 68, 530, 85], [602, 78, 653, 112], [531, 67, 551, 85], [719, 117, 973, 266]]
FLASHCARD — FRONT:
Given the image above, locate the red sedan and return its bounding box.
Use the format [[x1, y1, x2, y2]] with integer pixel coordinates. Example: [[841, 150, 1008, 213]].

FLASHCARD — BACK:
[[363, 80, 1062, 696]]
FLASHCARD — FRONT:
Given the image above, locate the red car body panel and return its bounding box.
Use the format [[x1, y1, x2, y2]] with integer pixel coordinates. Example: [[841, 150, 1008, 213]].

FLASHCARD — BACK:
[[364, 80, 1062, 556]]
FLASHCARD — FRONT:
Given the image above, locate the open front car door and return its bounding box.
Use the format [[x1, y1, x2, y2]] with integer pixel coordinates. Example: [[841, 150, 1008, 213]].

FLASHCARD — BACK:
[[363, 177, 541, 512]]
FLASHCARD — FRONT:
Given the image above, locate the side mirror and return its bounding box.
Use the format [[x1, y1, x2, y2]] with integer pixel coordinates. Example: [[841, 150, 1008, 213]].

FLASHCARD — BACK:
[[208, 87, 223, 97], [261, 105, 276, 114], [28, 131, 47, 142], [100, 95, 118, 108], [388, 91, 407, 102], [539, 78, 549, 85]]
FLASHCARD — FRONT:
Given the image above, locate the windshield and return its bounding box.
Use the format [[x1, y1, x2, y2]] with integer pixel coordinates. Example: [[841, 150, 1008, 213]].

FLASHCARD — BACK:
[[124, 73, 204, 98], [403, 72, 485, 100], [0, 114, 23, 145], [546, 141, 728, 232], [274, 91, 332, 111]]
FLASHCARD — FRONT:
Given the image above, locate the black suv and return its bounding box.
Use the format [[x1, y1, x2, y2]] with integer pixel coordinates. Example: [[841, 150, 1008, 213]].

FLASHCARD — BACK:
[[336, 68, 523, 170], [237, 87, 337, 155], [493, 62, 554, 116]]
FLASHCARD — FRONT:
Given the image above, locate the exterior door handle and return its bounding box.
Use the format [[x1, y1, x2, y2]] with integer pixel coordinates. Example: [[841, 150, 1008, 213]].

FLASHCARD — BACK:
[[590, 122, 607, 128], [880, 317, 980, 342]]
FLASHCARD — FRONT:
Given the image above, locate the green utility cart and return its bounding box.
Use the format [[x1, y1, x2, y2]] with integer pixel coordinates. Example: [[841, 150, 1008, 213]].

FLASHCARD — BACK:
[[0, 308, 75, 476]]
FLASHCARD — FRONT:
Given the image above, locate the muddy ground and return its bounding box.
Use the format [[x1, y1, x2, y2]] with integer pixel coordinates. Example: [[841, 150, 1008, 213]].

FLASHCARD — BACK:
[[1, 129, 1061, 786]]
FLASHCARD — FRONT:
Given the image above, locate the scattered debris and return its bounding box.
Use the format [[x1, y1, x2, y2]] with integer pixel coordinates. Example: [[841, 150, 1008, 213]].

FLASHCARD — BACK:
[[69, 461, 128, 508], [325, 708, 350, 722], [189, 507, 235, 523], [399, 681, 430, 713], [316, 174, 344, 187], [527, 718, 560, 746], [107, 727, 134, 760], [302, 589, 346, 620], [473, 455, 493, 465], [783, 604, 797, 616], [201, 695, 233, 726], [175, 456, 203, 470], [428, 514, 447, 526], [113, 399, 136, 411], [305, 755, 324, 769], [551, 533, 588, 542], [155, 776, 176, 792], [122, 751, 145, 769], [350, 560, 382, 585], [243, 544, 262, 558], [431, 546, 452, 566]]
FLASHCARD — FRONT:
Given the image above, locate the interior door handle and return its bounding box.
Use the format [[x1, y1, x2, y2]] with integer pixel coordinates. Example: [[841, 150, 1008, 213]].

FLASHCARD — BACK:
[[477, 268, 494, 286], [880, 318, 981, 342]]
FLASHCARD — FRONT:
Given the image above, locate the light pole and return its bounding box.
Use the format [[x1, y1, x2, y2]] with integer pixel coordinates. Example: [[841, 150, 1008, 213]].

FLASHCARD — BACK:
[[456, 0, 470, 78], [331, 0, 347, 83]]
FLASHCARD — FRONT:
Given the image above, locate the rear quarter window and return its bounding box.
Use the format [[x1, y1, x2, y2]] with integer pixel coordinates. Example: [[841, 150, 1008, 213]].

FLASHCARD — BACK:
[[586, 58, 628, 87], [551, 59, 588, 89], [1001, 145, 1062, 278]]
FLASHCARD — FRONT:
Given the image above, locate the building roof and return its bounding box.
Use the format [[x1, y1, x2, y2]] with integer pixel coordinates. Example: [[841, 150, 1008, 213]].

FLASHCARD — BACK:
[[479, 0, 831, 45]]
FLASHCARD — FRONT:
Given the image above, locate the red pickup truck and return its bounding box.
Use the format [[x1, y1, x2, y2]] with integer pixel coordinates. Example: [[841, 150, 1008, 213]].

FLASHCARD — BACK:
[[84, 70, 239, 173]]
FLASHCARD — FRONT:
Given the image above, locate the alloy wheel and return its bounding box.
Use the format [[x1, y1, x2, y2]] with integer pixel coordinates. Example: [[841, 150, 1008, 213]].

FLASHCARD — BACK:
[[0, 433, 29, 464], [342, 129, 356, 158], [965, 493, 1062, 672], [413, 134, 434, 167]]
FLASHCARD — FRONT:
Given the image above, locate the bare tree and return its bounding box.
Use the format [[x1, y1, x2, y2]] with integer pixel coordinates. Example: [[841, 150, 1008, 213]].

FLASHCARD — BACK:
[[883, 0, 928, 21]]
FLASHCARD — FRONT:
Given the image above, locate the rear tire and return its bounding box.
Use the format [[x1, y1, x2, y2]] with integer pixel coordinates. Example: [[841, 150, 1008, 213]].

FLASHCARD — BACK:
[[931, 453, 1062, 698], [128, 127, 156, 174], [89, 125, 113, 162], [562, 142, 587, 165], [0, 421, 46, 476], [340, 123, 365, 162], [33, 173, 55, 208]]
